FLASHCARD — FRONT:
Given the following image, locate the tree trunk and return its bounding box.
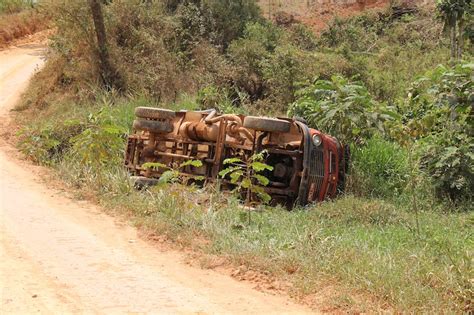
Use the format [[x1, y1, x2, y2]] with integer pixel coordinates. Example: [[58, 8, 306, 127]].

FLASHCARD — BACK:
[[457, 19, 464, 59], [89, 0, 122, 90], [450, 22, 457, 61]]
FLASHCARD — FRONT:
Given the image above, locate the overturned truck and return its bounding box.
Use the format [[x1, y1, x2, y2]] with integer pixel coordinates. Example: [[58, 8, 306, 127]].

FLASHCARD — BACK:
[[125, 107, 349, 208]]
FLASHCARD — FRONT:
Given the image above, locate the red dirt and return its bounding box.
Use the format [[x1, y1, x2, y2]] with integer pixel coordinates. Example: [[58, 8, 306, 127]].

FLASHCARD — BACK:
[[301, 0, 390, 32], [260, 0, 391, 32]]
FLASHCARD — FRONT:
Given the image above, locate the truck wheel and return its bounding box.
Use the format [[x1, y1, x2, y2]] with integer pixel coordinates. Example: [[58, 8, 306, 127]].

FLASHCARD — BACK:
[[243, 116, 291, 133], [130, 176, 159, 189], [133, 119, 173, 133], [135, 107, 176, 120]]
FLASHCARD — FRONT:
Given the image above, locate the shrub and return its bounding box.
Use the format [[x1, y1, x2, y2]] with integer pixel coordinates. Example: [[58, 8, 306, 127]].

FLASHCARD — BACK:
[[196, 85, 247, 114], [172, 0, 262, 51], [18, 124, 64, 165], [228, 22, 327, 112], [67, 108, 127, 167], [227, 22, 282, 102], [318, 9, 450, 102], [421, 130, 473, 203], [261, 44, 309, 109], [285, 23, 318, 51], [202, 0, 262, 50], [407, 63, 474, 202], [288, 75, 395, 144], [319, 14, 382, 52]]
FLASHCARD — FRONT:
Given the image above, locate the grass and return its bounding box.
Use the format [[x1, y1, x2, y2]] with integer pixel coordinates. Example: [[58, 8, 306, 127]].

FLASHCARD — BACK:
[[59, 160, 473, 312], [0, 0, 34, 14], [14, 92, 474, 312]]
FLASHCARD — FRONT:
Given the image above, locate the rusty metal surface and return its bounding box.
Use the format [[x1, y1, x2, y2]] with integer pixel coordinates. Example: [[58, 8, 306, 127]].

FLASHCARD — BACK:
[[124, 109, 344, 208]]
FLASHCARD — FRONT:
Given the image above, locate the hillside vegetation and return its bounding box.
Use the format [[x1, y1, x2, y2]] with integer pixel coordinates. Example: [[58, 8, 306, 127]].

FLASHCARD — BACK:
[[0, 0, 49, 47], [16, 0, 473, 312]]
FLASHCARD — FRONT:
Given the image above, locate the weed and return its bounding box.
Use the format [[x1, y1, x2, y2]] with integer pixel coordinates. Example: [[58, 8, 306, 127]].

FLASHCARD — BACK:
[[219, 150, 273, 205]]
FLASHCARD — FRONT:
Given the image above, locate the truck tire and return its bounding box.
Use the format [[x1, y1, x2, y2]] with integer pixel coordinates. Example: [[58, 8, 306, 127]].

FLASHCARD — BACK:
[[133, 119, 173, 133], [130, 176, 159, 189], [135, 107, 176, 120], [243, 116, 291, 133]]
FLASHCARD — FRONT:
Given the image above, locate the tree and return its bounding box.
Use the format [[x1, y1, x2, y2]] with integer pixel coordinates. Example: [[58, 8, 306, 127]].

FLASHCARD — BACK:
[[174, 0, 261, 51], [437, 0, 473, 60], [88, 0, 123, 90]]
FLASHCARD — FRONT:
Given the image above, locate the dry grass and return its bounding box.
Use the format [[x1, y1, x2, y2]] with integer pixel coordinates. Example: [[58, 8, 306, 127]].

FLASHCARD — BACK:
[[0, 10, 49, 48]]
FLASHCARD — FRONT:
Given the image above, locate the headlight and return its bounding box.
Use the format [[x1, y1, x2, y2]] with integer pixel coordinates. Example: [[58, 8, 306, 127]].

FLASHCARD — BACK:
[[312, 134, 322, 147]]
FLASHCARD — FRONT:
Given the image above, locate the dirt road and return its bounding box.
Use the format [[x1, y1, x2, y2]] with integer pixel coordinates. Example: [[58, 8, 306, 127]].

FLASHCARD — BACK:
[[0, 45, 313, 314]]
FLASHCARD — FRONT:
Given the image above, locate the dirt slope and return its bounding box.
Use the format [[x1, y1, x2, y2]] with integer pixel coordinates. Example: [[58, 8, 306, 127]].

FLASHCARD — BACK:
[[259, 0, 390, 32], [0, 45, 314, 314]]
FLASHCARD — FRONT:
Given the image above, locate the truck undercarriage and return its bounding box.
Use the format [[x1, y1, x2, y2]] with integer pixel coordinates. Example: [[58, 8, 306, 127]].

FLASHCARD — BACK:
[[125, 107, 347, 208]]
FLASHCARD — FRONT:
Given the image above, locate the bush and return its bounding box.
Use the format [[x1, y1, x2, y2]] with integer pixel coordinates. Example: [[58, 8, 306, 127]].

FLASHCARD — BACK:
[[227, 22, 281, 102], [350, 137, 410, 198], [406, 63, 473, 202], [67, 107, 127, 167], [202, 0, 262, 50], [288, 75, 395, 144], [18, 124, 66, 165], [319, 14, 382, 52], [285, 23, 318, 51], [196, 85, 247, 114], [421, 130, 473, 203], [172, 0, 262, 51], [318, 9, 450, 102], [261, 44, 309, 109]]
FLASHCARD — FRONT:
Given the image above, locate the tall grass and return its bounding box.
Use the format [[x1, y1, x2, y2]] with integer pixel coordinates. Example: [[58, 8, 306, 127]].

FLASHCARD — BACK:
[[350, 137, 410, 198]]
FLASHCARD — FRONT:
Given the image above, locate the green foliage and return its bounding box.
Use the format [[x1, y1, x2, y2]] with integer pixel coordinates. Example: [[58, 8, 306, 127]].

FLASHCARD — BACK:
[[18, 125, 63, 165], [173, 0, 262, 51], [285, 23, 318, 51], [228, 21, 340, 111], [261, 44, 308, 107], [405, 63, 473, 137], [319, 14, 382, 52], [143, 160, 205, 185], [289, 75, 395, 143], [319, 9, 450, 102], [227, 21, 282, 103], [422, 130, 473, 202], [202, 0, 262, 50], [436, 0, 472, 59], [196, 85, 248, 114], [351, 137, 410, 198], [404, 63, 473, 201], [219, 151, 273, 204], [17, 93, 138, 167], [68, 108, 127, 167]]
